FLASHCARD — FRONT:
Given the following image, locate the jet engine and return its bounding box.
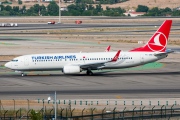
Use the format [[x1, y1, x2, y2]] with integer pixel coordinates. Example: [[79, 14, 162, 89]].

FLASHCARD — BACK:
[[63, 66, 81, 74]]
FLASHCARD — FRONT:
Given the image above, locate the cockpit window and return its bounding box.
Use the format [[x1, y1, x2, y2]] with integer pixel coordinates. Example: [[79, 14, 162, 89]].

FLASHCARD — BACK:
[[11, 60, 18, 62]]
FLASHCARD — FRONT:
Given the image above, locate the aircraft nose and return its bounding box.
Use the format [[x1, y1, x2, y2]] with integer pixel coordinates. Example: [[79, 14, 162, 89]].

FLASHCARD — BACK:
[[5, 62, 11, 68]]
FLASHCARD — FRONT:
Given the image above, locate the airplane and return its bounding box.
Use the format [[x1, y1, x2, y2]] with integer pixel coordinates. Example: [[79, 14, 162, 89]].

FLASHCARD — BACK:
[[5, 20, 173, 76]]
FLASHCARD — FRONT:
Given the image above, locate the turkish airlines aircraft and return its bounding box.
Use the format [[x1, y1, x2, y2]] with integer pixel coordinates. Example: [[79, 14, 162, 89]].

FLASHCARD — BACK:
[[5, 20, 173, 76]]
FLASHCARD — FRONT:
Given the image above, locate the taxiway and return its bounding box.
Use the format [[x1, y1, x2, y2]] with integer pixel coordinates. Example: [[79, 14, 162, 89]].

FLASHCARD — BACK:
[[0, 62, 179, 99]]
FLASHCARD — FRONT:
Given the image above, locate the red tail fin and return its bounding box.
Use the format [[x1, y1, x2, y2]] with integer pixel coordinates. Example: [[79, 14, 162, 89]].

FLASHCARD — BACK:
[[130, 20, 172, 52]]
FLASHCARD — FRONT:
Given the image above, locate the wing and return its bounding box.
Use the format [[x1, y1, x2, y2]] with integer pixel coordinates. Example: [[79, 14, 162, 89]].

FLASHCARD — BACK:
[[72, 50, 121, 69]]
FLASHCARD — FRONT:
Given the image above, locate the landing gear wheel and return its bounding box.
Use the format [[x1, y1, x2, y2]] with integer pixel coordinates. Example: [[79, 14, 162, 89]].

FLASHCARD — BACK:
[[21, 73, 26, 77], [89, 71, 93, 76], [86, 70, 93, 76]]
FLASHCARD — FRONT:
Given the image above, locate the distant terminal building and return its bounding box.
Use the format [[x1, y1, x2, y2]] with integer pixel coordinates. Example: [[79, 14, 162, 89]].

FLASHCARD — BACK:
[[175, 6, 180, 10], [123, 9, 146, 17], [124, 11, 146, 17], [61, 6, 68, 11]]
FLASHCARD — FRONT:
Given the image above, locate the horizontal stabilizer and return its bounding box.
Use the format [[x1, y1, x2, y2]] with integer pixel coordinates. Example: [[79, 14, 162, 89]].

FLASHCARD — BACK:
[[154, 51, 174, 56]]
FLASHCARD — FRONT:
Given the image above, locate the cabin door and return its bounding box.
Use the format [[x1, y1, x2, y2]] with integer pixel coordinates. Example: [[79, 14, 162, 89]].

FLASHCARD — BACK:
[[24, 56, 29, 66], [140, 54, 144, 63]]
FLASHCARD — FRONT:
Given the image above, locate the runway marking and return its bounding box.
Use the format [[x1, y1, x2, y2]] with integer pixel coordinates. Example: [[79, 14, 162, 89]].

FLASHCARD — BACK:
[[116, 95, 122, 99], [162, 63, 166, 68]]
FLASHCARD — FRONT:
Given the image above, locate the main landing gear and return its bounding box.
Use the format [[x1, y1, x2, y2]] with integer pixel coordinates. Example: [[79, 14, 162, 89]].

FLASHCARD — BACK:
[[86, 70, 93, 76]]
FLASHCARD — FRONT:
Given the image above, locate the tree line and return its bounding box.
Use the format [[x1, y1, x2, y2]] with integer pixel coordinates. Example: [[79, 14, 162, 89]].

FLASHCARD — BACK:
[[136, 5, 180, 16], [0, 2, 125, 16], [0, 2, 58, 16], [63, 4, 125, 16]]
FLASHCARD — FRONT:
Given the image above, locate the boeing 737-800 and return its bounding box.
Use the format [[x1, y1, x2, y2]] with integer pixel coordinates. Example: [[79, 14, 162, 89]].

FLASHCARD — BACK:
[[5, 20, 173, 76]]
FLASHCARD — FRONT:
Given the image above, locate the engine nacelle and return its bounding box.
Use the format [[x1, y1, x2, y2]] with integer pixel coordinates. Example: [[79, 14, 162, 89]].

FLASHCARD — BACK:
[[63, 66, 81, 74]]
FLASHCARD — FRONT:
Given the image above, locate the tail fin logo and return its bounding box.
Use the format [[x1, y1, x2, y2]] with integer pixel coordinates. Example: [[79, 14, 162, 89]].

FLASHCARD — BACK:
[[147, 32, 167, 52], [130, 20, 172, 52]]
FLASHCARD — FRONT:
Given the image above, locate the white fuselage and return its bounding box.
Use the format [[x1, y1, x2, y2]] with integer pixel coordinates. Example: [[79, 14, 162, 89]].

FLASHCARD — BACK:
[[5, 51, 167, 71]]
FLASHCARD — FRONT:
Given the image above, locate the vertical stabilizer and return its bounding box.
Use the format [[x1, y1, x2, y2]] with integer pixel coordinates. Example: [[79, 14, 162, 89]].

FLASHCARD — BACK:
[[130, 20, 172, 52]]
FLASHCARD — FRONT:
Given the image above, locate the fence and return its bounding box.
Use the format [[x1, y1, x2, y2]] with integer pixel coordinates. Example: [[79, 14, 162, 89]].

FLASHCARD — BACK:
[[0, 106, 180, 120], [0, 99, 180, 119], [0, 105, 180, 119]]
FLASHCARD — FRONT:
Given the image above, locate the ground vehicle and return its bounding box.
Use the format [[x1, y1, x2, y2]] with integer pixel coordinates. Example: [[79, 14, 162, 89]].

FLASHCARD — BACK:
[[0, 23, 18, 27], [47, 21, 55, 24]]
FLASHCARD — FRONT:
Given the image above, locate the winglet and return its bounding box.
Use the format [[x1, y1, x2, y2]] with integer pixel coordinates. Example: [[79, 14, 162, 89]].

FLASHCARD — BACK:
[[105, 45, 111, 52], [111, 50, 121, 62]]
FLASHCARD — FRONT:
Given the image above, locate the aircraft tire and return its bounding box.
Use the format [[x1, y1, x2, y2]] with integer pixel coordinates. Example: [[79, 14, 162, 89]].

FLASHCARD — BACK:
[[86, 70, 93, 76], [21, 73, 26, 77]]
